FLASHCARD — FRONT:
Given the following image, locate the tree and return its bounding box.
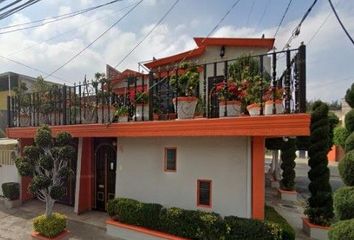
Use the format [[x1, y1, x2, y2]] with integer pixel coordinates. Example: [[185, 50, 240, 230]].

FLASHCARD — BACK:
[[328, 112, 340, 151], [280, 138, 296, 191], [305, 101, 334, 226], [345, 83, 354, 108], [15, 126, 75, 217]]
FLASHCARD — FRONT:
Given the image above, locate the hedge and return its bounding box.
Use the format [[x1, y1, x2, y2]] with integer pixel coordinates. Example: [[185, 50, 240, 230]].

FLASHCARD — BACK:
[[345, 110, 354, 133], [333, 126, 349, 148], [265, 206, 295, 240], [329, 218, 354, 240], [108, 198, 291, 240], [345, 132, 354, 152], [333, 186, 354, 220], [33, 212, 66, 238], [1, 182, 20, 200], [338, 150, 354, 186]]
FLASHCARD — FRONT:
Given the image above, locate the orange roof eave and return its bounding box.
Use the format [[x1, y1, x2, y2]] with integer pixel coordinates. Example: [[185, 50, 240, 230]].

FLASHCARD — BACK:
[[144, 46, 206, 69], [193, 37, 275, 51]]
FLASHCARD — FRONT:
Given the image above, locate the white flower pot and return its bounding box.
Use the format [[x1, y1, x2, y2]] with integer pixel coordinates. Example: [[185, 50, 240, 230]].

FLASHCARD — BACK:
[[247, 104, 261, 116], [219, 100, 241, 117], [264, 100, 284, 115], [132, 104, 149, 121], [302, 218, 330, 240], [173, 97, 198, 119], [119, 115, 129, 122]]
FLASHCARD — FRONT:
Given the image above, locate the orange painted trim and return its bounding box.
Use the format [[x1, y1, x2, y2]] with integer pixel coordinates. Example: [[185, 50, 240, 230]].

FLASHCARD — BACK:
[[196, 179, 212, 208], [31, 230, 69, 240], [106, 219, 189, 240], [302, 218, 331, 230], [164, 147, 177, 172], [7, 114, 310, 139], [144, 47, 206, 69], [193, 37, 275, 51], [252, 137, 265, 220]]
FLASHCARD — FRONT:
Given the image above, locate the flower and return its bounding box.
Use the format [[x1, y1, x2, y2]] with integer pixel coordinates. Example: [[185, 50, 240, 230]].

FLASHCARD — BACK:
[[215, 80, 245, 101], [129, 86, 148, 104]]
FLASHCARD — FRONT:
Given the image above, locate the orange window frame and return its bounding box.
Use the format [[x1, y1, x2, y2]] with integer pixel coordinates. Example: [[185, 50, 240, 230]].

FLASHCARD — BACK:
[[164, 147, 177, 172], [197, 179, 212, 208]]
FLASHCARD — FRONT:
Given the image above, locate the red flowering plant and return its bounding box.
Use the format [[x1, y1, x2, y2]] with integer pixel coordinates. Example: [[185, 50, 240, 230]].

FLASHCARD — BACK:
[[215, 80, 245, 101], [128, 86, 148, 104], [263, 86, 284, 102]]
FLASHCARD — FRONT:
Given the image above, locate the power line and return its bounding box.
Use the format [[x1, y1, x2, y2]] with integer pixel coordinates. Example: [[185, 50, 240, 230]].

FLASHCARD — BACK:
[[0, 0, 42, 21], [282, 0, 318, 50], [0, 0, 124, 34], [257, 0, 271, 28], [44, 0, 144, 79], [274, 0, 293, 38], [308, 0, 342, 45], [114, 0, 180, 68], [246, 0, 255, 26], [328, 0, 354, 46]]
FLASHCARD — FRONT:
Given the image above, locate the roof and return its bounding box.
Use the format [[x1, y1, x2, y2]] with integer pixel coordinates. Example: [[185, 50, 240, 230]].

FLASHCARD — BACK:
[[144, 37, 275, 69]]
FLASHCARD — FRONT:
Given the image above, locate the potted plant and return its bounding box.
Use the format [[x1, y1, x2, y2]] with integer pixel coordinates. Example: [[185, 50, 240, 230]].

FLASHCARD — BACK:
[[115, 105, 129, 122], [215, 80, 244, 117], [263, 87, 284, 115], [129, 86, 149, 121], [1, 182, 21, 209], [170, 62, 199, 119], [15, 126, 75, 240], [93, 73, 116, 123]]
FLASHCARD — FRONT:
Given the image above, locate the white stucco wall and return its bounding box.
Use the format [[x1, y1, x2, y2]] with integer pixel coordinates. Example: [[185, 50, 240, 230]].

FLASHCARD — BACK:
[[0, 165, 19, 196], [115, 137, 251, 218]]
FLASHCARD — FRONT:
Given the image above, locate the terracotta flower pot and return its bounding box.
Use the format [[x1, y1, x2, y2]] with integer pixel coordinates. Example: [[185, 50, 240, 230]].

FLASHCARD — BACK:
[[247, 103, 261, 116], [264, 100, 284, 115], [219, 100, 241, 117], [173, 97, 198, 119]]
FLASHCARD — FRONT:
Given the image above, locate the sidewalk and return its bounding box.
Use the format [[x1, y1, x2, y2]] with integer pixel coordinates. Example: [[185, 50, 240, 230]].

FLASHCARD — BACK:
[[0, 198, 120, 240]]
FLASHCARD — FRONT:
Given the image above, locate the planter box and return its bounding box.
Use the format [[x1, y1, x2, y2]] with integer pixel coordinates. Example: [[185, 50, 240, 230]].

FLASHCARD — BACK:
[[264, 100, 284, 115], [31, 230, 69, 240], [106, 219, 189, 240], [173, 97, 197, 120], [278, 189, 297, 202], [219, 101, 241, 117], [247, 104, 261, 116], [302, 218, 330, 240], [4, 199, 21, 209]]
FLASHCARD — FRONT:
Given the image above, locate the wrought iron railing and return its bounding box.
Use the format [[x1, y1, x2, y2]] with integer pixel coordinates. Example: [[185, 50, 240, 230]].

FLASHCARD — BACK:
[[7, 44, 306, 128]]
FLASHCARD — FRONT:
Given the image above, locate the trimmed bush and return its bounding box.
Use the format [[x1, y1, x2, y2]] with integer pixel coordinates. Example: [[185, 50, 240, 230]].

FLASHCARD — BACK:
[[345, 82, 354, 108], [328, 218, 354, 240], [33, 212, 66, 238], [338, 150, 354, 186], [345, 109, 354, 133], [1, 182, 19, 200], [280, 139, 296, 191], [333, 186, 354, 220], [107, 198, 140, 225], [345, 132, 354, 152], [265, 206, 295, 240], [333, 126, 349, 148], [305, 101, 334, 226]]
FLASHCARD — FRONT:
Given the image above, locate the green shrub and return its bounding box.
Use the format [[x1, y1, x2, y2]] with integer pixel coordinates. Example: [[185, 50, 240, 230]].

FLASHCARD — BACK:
[[280, 139, 296, 191], [345, 132, 354, 152], [345, 83, 354, 108], [265, 206, 295, 240], [328, 219, 354, 240], [333, 126, 349, 148], [345, 109, 354, 133], [338, 150, 354, 186], [136, 203, 163, 229], [333, 186, 354, 220], [1, 182, 19, 200], [265, 138, 284, 150], [33, 212, 66, 238], [106, 198, 140, 225]]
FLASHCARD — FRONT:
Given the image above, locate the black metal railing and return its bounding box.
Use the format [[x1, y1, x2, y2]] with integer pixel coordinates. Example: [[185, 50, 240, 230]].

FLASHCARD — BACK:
[[7, 44, 306, 128]]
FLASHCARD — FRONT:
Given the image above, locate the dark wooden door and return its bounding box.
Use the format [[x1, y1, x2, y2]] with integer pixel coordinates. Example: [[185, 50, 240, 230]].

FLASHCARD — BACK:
[[208, 76, 225, 118], [95, 142, 116, 211]]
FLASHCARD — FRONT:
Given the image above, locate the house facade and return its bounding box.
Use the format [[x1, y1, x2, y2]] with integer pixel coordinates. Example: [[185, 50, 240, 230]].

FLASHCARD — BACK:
[[6, 37, 310, 220]]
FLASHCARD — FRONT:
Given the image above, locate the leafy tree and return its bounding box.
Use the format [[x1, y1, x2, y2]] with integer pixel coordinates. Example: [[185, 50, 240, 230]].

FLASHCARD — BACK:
[[305, 101, 334, 226], [345, 83, 354, 108], [328, 112, 340, 151], [280, 138, 296, 191], [334, 126, 350, 148], [15, 126, 76, 217]]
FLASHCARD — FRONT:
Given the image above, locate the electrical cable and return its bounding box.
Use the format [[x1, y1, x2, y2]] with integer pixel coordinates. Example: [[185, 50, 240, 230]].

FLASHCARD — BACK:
[[114, 0, 180, 68], [44, 0, 144, 79], [274, 0, 293, 38], [257, 0, 271, 28], [0, 0, 42, 21], [328, 0, 354, 46]]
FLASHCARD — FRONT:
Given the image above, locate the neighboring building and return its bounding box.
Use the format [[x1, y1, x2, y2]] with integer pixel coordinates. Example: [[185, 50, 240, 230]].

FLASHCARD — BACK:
[[6, 37, 310, 221]]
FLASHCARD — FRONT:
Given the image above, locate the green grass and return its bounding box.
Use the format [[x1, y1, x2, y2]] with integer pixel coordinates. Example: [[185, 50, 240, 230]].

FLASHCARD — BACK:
[[265, 205, 295, 240]]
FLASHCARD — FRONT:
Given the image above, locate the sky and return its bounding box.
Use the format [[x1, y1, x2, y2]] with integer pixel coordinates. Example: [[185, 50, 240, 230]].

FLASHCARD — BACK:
[[0, 0, 353, 102]]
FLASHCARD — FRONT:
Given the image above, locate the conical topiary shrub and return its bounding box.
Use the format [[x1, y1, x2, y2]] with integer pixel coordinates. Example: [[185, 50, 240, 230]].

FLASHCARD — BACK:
[[280, 138, 296, 191], [305, 101, 334, 226]]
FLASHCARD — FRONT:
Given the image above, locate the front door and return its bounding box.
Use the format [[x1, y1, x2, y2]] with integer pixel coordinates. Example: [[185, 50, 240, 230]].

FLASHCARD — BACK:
[[95, 140, 116, 211]]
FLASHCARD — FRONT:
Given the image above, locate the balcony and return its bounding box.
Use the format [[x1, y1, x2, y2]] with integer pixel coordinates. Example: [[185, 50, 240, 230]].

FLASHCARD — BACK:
[[6, 45, 309, 138]]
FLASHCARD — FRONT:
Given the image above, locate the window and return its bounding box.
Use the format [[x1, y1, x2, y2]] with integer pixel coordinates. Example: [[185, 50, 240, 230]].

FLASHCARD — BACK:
[[164, 148, 176, 172], [197, 180, 212, 207]]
